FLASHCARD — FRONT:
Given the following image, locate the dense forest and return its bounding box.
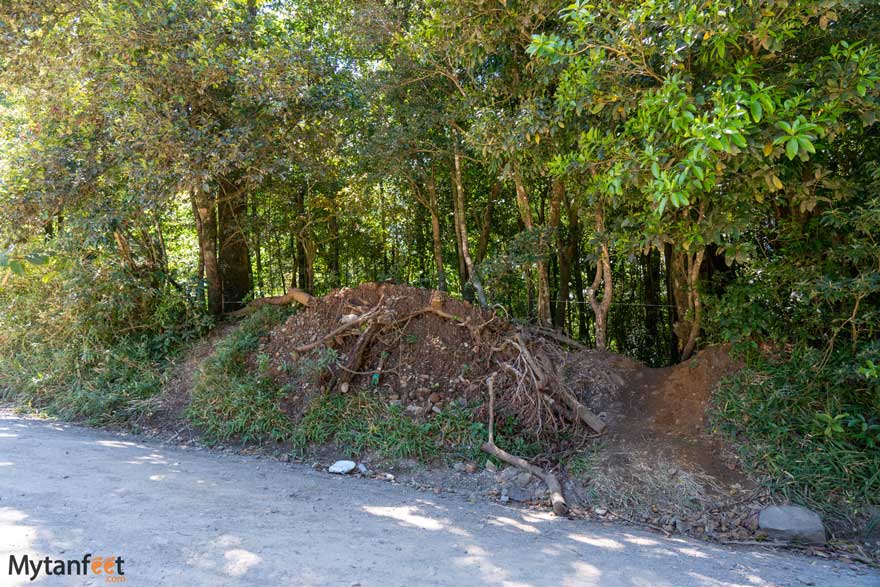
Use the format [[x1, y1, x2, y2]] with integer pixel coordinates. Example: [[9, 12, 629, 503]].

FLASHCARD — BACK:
[[0, 1, 878, 517]]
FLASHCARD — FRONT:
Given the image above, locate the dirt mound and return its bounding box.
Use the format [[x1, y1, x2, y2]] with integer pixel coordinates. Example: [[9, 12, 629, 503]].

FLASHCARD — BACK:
[[650, 344, 741, 435], [257, 283, 617, 441]]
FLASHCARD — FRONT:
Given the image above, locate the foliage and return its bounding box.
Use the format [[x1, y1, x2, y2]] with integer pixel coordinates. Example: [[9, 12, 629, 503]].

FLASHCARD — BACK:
[[0, 244, 207, 424], [714, 346, 880, 512], [187, 306, 294, 444]]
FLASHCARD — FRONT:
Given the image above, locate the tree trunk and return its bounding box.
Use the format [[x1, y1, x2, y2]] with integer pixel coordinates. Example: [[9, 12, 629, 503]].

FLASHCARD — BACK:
[[328, 197, 341, 288], [192, 188, 222, 316], [476, 182, 497, 264], [218, 177, 252, 312], [514, 171, 551, 327], [573, 244, 589, 344], [670, 248, 705, 360], [587, 207, 612, 350], [295, 188, 309, 292], [548, 180, 575, 330], [425, 175, 448, 292], [452, 147, 486, 306], [643, 249, 662, 361]]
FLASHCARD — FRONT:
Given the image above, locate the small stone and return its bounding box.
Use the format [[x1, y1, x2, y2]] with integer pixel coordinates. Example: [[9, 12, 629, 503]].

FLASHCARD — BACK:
[[464, 463, 477, 474], [356, 463, 369, 474], [339, 382, 350, 394], [405, 404, 425, 416], [431, 405, 442, 414], [428, 392, 443, 404], [280, 454, 291, 463], [499, 466, 520, 482], [507, 487, 531, 502], [328, 460, 357, 475], [594, 508, 608, 516], [515, 472, 533, 487], [453, 462, 466, 472], [500, 495, 510, 504], [485, 460, 497, 473], [758, 505, 826, 544]]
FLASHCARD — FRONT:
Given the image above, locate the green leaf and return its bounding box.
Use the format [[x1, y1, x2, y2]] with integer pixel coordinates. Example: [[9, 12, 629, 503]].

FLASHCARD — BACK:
[[651, 161, 660, 178], [9, 260, 24, 276], [24, 252, 49, 265], [797, 136, 816, 154], [785, 138, 799, 160], [750, 100, 763, 122], [0, 252, 7, 268]]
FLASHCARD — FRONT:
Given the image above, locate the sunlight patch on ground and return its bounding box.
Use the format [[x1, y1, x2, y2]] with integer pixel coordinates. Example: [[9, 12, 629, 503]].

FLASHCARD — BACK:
[[94, 440, 150, 449], [677, 546, 709, 558], [561, 560, 602, 587], [488, 516, 540, 534], [362, 505, 445, 530], [567, 533, 625, 550], [224, 548, 262, 577], [623, 533, 661, 546], [454, 544, 537, 587]]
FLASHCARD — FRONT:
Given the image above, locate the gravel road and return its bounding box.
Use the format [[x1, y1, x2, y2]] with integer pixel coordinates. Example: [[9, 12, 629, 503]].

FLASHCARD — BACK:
[[1, 410, 876, 586]]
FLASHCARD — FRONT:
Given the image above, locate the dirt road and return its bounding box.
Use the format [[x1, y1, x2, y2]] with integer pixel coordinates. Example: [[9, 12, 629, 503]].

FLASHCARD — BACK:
[[1, 411, 876, 586]]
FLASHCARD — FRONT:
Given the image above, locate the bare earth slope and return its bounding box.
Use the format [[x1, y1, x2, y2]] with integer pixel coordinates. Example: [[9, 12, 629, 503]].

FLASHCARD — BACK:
[[1, 410, 876, 587]]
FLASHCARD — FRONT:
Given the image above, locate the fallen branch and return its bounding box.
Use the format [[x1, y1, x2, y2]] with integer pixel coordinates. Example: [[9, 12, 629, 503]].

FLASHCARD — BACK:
[[482, 375, 569, 516], [526, 326, 587, 350], [228, 287, 315, 317], [294, 296, 385, 353]]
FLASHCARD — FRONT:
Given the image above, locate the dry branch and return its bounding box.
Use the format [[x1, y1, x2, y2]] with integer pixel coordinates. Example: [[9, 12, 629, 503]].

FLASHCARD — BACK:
[[229, 287, 315, 317], [482, 375, 569, 516], [294, 296, 385, 352]]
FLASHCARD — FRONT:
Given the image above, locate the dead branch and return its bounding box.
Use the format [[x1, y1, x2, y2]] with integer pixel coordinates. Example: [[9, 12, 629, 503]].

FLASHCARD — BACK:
[[526, 326, 587, 350], [294, 296, 385, 352], [482, 375, 569, 516], [229, 287, 315, 317]]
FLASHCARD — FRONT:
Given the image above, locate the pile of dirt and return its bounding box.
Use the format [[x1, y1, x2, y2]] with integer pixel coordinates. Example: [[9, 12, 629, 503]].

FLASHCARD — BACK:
[[256, 282, 618, 443]]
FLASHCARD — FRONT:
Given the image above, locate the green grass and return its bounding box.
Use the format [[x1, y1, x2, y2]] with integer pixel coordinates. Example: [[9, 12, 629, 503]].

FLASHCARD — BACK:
[[187, 306, 295, 444], [712, 346, 880, 518], [291, 391, 542, 464]]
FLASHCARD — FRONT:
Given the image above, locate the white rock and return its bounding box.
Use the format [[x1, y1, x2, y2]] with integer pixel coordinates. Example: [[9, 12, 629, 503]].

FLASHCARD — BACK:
[[758, 505, 826, 544], [328, 460, 357, 475]]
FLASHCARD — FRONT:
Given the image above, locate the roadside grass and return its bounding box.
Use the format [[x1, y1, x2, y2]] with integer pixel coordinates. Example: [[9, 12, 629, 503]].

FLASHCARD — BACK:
[[187, 306, 295, 444], [712, 346, 880, 520], [291, 391, 541, 464], [0, 263, 206, 426]]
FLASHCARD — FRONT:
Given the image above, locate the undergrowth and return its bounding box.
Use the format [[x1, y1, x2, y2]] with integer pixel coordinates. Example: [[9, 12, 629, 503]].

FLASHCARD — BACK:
[[0, 256, 207, 424], [187, 306, 295, 444], [713, 345, 880, 518], [291, 391, 541, 463]]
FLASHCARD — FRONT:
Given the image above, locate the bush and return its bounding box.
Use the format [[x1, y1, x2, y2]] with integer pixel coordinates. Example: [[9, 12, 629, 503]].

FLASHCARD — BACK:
[[713, 345, 880, 515], [0, 254, 208, 424]]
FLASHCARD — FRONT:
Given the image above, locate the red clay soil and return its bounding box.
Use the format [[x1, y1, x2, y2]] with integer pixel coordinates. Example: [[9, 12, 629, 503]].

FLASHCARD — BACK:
[[259, 282, 505, 422], [608, 344, 748, 486]]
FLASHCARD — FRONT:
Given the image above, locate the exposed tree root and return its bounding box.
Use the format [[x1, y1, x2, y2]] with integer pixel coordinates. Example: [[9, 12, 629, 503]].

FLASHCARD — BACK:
[[482, 375, 569, 516]]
